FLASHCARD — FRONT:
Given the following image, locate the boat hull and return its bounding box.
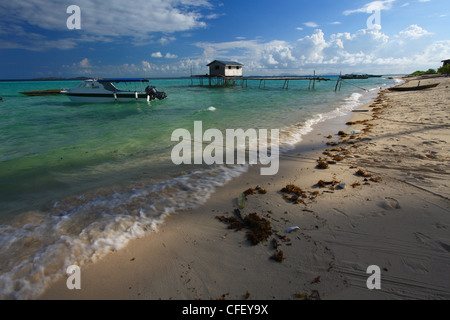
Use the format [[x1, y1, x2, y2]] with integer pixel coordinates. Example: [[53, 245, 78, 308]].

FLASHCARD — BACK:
[[62, 92, 155, 103], [388, 83, 439, 92]]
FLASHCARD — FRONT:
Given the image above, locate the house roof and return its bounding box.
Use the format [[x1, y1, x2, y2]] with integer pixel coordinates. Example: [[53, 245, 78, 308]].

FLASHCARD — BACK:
[[207, 60, 243, 67], [442, 59, 450, 62]]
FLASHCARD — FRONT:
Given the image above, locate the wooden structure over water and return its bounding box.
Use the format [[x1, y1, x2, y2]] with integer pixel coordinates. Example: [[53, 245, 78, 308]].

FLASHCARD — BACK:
[[190, 73, 332, 90], [191, 60, 370, 92], [193, 60, 334, 90]]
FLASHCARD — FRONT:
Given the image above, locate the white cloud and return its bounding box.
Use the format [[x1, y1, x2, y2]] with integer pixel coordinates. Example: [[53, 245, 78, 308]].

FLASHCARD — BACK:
[[304, 22, 319, 28], [151, 52, 163, 58], [79, 58, 91, 68], [187, 24, 445, 75], [165, 52, 178, 59], [398, 24, 433, 39], [344, 0, 396, 15], [61, 22, 446, 78], [158, 37, 177, 45], [0, 0, 212, 50]]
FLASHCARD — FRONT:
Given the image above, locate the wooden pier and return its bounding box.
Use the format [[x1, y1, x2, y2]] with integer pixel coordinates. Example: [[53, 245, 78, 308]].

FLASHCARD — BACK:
[[190, 73, 334, 90]]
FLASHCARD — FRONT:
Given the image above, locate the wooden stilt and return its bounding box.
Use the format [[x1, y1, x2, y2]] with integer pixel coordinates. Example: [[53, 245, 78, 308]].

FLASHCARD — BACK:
[[335, 72, 341, 92], [313, 70, 316, 89]]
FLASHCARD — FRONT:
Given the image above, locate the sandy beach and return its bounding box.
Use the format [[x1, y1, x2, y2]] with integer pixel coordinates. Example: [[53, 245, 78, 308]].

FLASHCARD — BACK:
[[39, 76, 450, 300]]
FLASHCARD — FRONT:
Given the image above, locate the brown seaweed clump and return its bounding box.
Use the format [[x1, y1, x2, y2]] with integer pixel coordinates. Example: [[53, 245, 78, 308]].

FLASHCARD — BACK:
[[351, 182, 361, 188], [281, 184, 303, 196], [316, 161, 329, 169], [243, 186, 267, 198], [280, 184, 307, 204], [270, 250, 285, 262], [369, 177, 382, 183], [244, 213, 273, 245], [216, 212, 273, 246], [215, 215, 244, 231], [316, 180, 327, 188], [355, 169, 372, 177]]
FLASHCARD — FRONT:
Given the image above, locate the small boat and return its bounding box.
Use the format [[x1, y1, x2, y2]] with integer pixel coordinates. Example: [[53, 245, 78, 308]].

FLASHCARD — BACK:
[[20, 89, 62, 96], [341, 74, 369, 80], [388, 83, 439, 92], [60, 78, 167, 102]]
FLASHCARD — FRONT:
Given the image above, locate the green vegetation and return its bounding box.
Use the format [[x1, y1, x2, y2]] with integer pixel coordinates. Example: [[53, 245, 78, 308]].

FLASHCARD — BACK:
[[409, 69, 437, 76], [438, 64, 450, 75]]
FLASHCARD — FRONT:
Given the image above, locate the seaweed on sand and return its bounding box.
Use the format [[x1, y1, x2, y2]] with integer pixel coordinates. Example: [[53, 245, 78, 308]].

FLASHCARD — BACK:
[[244, 213, 273, 245], [270, 250, 285, 262], [280, 184, 307, 204], [216, 212, 273, 246], [243, 186, 267, 198], [316, 180, 327, 188], [215, 215, 244, 231], [369, 177, 382, 183], [351, 182, 361, 188], [281, 184, 304, 196], [316, 161, 329, 169], [355, 169, 372, 177]]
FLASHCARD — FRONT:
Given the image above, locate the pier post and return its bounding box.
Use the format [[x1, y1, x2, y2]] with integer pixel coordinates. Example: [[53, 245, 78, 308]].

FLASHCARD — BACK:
[[335, 72, 341, 92], [313, 70, 316, 89]]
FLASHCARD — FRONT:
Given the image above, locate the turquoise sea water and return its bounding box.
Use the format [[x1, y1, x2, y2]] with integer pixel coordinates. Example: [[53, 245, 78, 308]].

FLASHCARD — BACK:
[[0, 77, 401, 298]]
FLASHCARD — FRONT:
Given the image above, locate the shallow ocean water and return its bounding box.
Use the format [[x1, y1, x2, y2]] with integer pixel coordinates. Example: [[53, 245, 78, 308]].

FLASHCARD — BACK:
[[0, 76, 401, 298]]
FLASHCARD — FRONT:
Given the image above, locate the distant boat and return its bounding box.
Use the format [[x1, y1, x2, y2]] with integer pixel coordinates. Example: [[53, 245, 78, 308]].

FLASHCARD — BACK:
[[341, 74, 369, 79], [60, 78, 167, 102], [388, 83, 439, 92], [20, 89, 62, 96]]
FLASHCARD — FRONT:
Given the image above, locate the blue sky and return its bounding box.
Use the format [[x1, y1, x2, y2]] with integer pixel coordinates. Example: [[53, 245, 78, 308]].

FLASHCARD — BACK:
[[0, 0, 448, 79]]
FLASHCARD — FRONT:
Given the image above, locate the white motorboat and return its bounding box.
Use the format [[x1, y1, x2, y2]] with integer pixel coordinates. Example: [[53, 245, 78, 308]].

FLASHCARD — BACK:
[[60, 78, 167, 103]]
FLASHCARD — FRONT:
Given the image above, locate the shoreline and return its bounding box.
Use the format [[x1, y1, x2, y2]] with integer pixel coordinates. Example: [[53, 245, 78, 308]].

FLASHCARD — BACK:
[[39, 77, 450, 300]]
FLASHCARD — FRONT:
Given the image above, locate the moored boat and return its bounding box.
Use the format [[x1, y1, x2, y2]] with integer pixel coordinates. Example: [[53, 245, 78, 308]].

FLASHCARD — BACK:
[[341, 74, 369, 80], [20, 89, 62, 96], [60, 78, 167, 102], [388, 83, 439, 92]]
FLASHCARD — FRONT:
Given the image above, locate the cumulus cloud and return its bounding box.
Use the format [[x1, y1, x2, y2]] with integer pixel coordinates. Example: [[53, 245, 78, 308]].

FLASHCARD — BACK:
[[165, 52, 178, 59], [61, 22, 447, 78], [0, 0, 212, 50], [397, 24, 434, 39], [79, 58, 91, 68], [189, 24, 446, 75], [151, 52, 163, 58]]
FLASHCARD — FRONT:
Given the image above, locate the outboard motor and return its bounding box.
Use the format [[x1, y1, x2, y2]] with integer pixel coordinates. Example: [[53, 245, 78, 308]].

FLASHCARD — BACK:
[[155, 91, 167, 100], [145, 86, 167, 100]]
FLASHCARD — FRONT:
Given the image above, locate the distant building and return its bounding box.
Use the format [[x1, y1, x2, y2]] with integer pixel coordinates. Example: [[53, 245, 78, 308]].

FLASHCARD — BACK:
[[442, 59, 450, 67], [207, 60, 243, 77]]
